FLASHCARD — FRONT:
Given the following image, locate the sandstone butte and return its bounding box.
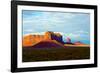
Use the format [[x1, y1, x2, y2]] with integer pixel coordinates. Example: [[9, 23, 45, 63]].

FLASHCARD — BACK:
[[22, 31, 63, 47]]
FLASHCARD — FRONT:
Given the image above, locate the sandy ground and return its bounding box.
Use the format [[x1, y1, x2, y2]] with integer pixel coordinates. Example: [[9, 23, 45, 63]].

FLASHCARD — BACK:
[[64, 44, 90, 47]]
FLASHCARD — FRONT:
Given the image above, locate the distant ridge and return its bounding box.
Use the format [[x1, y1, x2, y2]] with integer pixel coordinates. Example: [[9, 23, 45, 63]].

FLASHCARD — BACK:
[[74, 41, 86, 45]]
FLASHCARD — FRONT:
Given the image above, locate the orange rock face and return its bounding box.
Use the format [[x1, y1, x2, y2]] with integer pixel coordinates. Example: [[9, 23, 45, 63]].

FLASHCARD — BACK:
[[22, 31, 62, 47], [22, 35, 34, 47]]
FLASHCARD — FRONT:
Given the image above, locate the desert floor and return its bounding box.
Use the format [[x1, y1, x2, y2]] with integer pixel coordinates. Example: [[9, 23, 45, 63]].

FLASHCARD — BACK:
[[22, 46, 90, 62]]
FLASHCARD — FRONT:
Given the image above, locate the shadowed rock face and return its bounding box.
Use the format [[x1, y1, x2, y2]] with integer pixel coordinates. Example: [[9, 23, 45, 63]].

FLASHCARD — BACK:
[[25, 40, 64, 48], [66, 37, 71, 43], [23, 31, 63, 47], [66, 37, 73, 44]]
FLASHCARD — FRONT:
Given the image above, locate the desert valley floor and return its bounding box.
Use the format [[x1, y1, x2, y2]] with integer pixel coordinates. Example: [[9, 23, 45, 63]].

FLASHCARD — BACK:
[[22, 46, 90, 62]]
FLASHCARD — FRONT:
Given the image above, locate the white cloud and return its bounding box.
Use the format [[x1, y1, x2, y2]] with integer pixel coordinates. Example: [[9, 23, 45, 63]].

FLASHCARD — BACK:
[[23, 29, 33, 32], [66, 33, 81, 38], [60, 31, 90, 41], [75, 30, 89, 34], [24, 32, 45, 36]]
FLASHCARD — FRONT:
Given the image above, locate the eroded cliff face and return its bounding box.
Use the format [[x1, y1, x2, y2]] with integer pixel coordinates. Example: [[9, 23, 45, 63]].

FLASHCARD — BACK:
[[22, 31, 63, 47], [22, 35, 44, 47]]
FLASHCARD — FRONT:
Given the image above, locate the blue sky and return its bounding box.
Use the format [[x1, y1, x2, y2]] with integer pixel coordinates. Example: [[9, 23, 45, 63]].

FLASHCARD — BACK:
[[22, 10, 90, 44]]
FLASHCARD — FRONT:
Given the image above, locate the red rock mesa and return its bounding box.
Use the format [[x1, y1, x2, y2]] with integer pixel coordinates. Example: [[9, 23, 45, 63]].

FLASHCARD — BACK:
[[23, 31, 63, 47]]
